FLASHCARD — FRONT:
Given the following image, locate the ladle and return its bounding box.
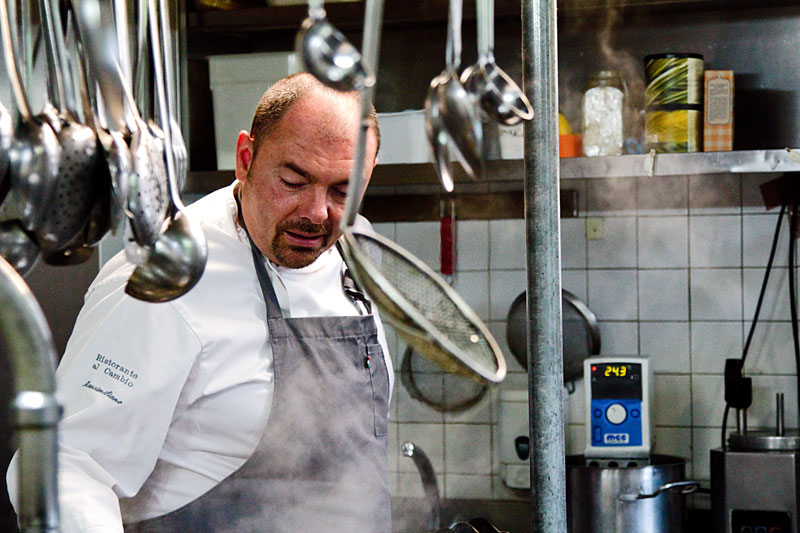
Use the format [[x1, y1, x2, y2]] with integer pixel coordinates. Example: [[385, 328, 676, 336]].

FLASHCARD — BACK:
[[124, 0, 206, 303], [0, 219, 40, 276], [461, 0, 533, 125], [435, 0, 483, 180], [295, 0, 374, 92], [0, 0, 60, 233], [35, 0, 103, 254], [424, 75, 455, 192]]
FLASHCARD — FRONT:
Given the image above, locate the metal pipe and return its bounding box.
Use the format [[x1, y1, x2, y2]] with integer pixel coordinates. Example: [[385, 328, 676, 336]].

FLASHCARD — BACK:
[[521, 0, 567, 531], [777, 392, 785, 437], [401, 442, 441, 530], [0, 256, 61, 532]]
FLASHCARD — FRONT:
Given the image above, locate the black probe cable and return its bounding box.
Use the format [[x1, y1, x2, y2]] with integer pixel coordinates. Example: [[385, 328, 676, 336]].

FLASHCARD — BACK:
[[789, 201, 800, 421], [720, 202, 786, 448]]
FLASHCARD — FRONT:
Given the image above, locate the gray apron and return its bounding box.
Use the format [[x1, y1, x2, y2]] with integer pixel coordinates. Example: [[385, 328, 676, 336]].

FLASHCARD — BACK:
[[125, 234, 391, 532]]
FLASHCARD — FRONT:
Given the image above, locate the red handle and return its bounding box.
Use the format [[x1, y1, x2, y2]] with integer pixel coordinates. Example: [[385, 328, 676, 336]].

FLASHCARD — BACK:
[[440, 215, 454, 276]]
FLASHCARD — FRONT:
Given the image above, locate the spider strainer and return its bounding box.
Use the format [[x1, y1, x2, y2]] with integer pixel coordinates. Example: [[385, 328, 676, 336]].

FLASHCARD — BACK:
[[339, 0, 505, 384]]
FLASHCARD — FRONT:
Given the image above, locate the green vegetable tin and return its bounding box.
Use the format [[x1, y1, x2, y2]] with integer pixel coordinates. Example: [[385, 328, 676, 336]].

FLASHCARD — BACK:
[[645, 53, 704, 107]]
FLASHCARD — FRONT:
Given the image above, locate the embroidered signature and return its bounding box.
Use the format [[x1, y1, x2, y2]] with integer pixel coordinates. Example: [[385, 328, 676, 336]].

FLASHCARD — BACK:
[[82, 380, 123, 404]]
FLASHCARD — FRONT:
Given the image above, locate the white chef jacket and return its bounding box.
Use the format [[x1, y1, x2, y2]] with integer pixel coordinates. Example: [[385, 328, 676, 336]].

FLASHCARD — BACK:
[[6, 183, 393, 533]]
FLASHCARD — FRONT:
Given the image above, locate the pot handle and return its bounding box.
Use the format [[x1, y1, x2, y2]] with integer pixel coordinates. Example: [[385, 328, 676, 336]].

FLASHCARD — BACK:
[[619, 480, 700, 502]]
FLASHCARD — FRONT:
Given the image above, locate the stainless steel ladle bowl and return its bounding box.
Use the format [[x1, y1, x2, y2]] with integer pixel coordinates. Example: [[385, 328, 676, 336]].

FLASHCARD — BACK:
[[430, 0, 483, 182], [424, 75, 455, 192], [295, 0, 374, 92], [461, 0, 533, 126], [0, 219, 40, 276]]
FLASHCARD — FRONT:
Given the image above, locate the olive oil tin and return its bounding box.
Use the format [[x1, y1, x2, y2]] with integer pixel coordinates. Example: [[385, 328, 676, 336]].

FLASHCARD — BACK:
[[645, 53, 704, 107], [645, 106, 702, 153]]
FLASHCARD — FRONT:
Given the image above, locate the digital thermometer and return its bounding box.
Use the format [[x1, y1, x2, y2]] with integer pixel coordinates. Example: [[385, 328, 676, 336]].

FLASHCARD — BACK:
[[584, 356, 653, 458]]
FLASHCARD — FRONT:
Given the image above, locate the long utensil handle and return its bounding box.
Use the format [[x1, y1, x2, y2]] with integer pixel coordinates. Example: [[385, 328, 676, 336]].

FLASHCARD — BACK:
[[445, 0, 462, 71], [0, 0, 32, 118], [341, 0, 384, 229], [71, 0, 130, 132], [157, 0, 178, 121], [477, 0, 490, 60], [147, 0, 180, 208]]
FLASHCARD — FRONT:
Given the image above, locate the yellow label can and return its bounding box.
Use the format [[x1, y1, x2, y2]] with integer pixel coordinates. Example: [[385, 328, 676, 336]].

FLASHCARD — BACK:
[[645, 107, 702, 153]]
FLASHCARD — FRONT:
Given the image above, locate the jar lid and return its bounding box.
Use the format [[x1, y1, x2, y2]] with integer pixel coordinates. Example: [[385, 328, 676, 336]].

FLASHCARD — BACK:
[[644, 52, 704, 62]]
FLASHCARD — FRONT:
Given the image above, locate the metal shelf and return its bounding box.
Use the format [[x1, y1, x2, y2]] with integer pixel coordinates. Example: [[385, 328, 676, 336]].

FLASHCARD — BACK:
[[186, 149, 800, 195], [559, 149, 800, 179]]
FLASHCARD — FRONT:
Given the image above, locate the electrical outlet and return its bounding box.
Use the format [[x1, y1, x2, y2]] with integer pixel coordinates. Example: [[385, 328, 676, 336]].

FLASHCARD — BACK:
[[586, 217, 604, 240]]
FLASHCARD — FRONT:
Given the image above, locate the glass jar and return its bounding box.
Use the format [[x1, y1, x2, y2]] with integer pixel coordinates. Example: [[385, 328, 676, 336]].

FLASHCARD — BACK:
[[582, 70, 625, 157]]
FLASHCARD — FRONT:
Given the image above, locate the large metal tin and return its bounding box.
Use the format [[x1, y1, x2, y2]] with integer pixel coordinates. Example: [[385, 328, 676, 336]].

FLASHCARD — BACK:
[[566, 454, 688, 533]]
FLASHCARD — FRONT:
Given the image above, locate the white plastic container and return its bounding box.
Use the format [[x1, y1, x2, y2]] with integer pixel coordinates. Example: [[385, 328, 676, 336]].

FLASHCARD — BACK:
[[208, 52, 299, 169], [375, 109, 429, 165]]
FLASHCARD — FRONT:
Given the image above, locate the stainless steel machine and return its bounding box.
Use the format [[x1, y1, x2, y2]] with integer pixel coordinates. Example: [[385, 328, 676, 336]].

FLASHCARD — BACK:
[[712, 394, 800, 533]]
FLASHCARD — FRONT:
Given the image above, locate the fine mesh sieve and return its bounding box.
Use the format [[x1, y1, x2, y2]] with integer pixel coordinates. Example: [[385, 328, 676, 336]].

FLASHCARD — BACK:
[[341, 231, 505, 382]]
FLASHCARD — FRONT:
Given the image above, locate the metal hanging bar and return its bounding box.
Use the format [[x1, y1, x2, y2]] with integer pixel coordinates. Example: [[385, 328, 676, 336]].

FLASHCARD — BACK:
[[522, 0, 567, 531]]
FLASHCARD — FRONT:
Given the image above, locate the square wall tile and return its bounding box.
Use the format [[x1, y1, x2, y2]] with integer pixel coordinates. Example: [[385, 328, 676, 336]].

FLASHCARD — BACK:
[[561, 270, 588, 302], [456, 220, 490, 271], [597, 321, 639, 355], [638, 175, 688, 216], [489, 219, 526, 270], [444, 375, 493, 424], [638, 216, 688, 268], [639, 322, 690, 373], [742, 213, 790, 267], [689, 175, 740, 215], [397, 423, 445, 474], [691, 375, 724, 428], [564, 378, 586, 425], [396, 221, 441, 269], [743, 268, 791, 321], [588, 217, 637, 268], [653, 375, 692, 426], [396, 472, 446, 499], [453, 271, 490, 321], [689, 215, 742, 268], [653, 427, 692, 464], [690, 322, 743, 374], [692, 427, 720, 480], [373, 222, 395, 239], [587, 177, 637, 215], [588, 270, 638, 321], [565, 423, 586, 456], [746, 322, 798, 376], [444, 474, 493, 499], [748, 375, 798, 428], [445, 424, 492, 474], [639, 270, 689, 320], [489, 270, 527, 321], [561, 217, 587, 269], [396, 373, 445, 423], [690, 269, 743, 321]]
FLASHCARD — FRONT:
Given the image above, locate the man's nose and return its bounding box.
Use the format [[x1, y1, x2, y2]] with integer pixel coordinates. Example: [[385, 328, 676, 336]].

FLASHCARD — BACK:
[[299, 188, 330, 224]]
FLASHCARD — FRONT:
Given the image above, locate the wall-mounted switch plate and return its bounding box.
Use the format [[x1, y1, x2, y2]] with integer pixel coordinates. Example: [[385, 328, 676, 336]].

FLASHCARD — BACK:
[[586, 217, 604, 240]]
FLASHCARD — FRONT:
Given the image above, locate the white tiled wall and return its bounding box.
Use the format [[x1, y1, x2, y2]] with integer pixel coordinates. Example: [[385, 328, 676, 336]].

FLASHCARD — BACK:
[[376, 172, 799, 500]]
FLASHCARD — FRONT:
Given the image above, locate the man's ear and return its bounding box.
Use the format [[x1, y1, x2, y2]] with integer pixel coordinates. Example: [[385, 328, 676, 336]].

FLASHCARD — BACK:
[[235, 131, 254, 183]]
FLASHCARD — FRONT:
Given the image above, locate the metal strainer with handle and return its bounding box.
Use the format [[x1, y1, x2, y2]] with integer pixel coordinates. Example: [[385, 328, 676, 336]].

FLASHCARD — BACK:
[[337, 0, 505, 384]]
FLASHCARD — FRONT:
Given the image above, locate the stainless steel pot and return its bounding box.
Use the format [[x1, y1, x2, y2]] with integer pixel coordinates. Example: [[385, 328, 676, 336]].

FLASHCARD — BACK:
[[566, 455, 698, 533]]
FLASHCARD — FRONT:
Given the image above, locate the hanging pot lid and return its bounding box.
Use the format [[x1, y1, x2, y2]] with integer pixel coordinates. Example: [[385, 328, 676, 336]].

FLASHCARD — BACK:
[[506, 289, 601, 387]]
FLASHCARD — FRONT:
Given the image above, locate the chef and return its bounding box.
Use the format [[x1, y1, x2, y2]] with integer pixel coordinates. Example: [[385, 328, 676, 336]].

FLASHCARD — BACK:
[[6, 72, 393, 532]]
